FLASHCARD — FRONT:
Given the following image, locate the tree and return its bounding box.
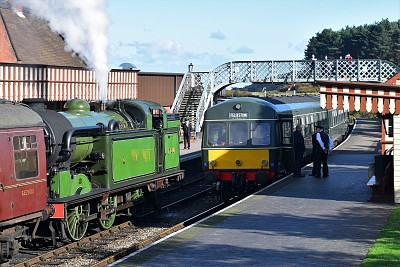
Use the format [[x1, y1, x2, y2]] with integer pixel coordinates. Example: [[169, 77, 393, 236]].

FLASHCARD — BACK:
[[304, 19, 400, 66]]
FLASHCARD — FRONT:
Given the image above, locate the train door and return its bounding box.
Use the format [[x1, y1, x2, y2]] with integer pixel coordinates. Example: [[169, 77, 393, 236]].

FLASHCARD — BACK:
[[280, 120, 295, 172], [151, 108, 165, 173], [0, 130, 15, 221]]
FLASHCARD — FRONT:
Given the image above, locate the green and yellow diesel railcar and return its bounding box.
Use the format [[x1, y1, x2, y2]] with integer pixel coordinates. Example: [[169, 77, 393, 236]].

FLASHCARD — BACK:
[[201, 96, 348, 199]]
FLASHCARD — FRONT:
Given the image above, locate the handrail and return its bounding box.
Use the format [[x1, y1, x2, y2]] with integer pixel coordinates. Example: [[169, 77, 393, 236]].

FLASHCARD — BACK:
[[178, 59, 400, 134]]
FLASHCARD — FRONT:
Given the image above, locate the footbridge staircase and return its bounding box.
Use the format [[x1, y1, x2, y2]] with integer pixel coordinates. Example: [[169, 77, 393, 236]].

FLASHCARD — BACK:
[[171, 59, 400, 134]]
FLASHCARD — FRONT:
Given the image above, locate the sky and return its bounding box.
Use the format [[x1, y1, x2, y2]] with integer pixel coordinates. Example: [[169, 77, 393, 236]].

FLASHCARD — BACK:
[[106, 0, 400, 73]]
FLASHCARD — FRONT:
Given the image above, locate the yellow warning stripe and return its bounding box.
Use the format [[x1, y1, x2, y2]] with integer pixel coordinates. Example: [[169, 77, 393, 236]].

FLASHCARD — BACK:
[[1, 178, 46, 191]]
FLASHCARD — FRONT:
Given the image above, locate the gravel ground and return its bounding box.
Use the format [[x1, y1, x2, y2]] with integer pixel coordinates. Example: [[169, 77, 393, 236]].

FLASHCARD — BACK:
[[43, 192, 221, 267]]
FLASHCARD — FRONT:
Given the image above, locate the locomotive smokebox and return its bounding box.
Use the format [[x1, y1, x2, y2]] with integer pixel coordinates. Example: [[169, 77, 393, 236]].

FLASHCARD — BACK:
[[23, 98, 73, 169]]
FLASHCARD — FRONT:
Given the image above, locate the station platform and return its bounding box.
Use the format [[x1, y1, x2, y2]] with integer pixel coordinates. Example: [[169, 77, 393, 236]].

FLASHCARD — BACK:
[[179, 137, 201, 155], [112, 119, 394, 267], [179, 137, 202, 162]]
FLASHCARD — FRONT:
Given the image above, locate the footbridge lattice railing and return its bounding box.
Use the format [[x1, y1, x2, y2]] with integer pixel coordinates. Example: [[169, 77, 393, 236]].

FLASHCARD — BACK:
[[171, 59, 400, 134]]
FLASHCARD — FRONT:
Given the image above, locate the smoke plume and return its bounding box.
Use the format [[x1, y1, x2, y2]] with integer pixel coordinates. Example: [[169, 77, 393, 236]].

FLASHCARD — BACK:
[[13, 0, 110, 102]]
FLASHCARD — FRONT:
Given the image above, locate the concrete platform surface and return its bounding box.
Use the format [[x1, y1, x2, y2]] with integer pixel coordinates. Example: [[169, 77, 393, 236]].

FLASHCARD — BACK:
[[112, 119, 394, 267]]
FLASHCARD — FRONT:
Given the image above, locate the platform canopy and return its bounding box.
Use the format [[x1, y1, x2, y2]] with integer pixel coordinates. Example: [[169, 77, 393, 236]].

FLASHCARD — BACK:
[[318, 76, 400, 115]]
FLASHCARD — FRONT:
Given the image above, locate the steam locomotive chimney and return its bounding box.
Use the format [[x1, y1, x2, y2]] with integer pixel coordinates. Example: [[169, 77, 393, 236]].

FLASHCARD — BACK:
[[12, 3, 25, 18]]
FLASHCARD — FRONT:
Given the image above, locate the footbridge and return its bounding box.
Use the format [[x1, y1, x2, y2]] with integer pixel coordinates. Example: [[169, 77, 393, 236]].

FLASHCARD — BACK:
[[171, 59, 400, 133]]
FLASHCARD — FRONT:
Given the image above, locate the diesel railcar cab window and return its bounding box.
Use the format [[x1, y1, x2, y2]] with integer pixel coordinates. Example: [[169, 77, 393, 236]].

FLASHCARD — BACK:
[[251, 121, 271, 146], [207, 122, 227, 146], [229, 122, 248, 146]]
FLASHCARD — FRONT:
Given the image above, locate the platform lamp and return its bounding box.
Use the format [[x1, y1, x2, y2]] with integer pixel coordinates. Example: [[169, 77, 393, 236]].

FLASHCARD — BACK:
[[188, 63, 193, 72]]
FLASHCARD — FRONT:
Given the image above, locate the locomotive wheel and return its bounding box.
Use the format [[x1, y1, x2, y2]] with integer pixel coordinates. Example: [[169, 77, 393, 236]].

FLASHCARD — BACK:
[[65, 203, 90, 241], [97, 195, 117, 229]]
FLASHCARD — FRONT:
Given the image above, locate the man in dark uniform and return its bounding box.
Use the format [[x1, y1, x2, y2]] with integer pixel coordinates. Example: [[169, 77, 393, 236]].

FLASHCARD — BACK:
[[309, 132, 318, 176], [314, 125, 333, 178], [293, 125, 306, 177], [182, 118, 192, 149]]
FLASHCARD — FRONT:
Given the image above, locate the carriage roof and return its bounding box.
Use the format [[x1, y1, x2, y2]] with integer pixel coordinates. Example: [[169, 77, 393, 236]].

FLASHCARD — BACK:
[[0, 101, 43, 129], [204, 96, 323, 120]]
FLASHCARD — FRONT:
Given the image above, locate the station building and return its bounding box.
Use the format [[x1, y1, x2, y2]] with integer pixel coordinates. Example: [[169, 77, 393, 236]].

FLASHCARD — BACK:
[[0, 2, 182, 110], [318, 74, 400, 203]]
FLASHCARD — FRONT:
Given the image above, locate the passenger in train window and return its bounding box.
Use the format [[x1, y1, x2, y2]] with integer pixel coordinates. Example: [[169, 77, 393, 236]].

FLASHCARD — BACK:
[[293, 125, 306, 177], [207, 123, 226, 146]]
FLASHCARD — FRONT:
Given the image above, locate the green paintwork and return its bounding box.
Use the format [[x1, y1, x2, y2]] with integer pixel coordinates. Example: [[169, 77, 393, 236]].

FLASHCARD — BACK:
[[112, 137, 156, 182], [50, 99, 182, 196], [51, 171, 92, 198], [167, 119, 180, 128], [60, 99, 127, 163], [164, 133, 179, 169], [72, 137, 94, 163], [64, 98, 91, 114]]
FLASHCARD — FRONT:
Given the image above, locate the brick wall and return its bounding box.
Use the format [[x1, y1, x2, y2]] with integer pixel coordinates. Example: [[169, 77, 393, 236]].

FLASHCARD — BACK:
[[0, 17, 17, 62], [394, 114, 400, 203]]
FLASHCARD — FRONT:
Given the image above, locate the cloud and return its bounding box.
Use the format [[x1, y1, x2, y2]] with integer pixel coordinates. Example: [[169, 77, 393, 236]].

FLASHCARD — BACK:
[[231, 46, 254, 54], [109, 39, 231, 72], [210, 31, 226, 40]]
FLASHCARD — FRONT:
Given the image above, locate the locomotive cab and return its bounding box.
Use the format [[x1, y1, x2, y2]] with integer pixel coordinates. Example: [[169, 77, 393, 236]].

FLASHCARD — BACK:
[[202, 98, 281, 196]]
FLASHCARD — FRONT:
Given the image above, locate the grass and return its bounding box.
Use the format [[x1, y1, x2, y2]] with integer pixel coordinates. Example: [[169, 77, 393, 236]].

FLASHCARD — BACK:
[[361, 204, 400, 266]]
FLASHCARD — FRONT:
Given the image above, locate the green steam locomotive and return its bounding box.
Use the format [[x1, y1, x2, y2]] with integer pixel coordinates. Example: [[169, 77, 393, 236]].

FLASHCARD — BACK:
[[0, 97, 183, 260]]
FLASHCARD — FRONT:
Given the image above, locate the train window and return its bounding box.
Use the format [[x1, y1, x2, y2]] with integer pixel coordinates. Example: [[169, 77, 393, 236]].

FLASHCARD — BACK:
[[229, 122, 248, 146], [282, 121, 292, 144], [251, 122, 271, 145], [151, 109, 163, 129], [206, 122, 227, 146], [13, 135, 39, 180]]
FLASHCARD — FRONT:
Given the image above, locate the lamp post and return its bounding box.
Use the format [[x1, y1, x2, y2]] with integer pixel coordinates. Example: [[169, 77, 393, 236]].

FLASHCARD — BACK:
[[188, 63, 193, 72]]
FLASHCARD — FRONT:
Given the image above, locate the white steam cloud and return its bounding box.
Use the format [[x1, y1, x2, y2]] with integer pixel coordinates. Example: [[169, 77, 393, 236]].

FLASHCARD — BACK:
[[14, 0, 109, 102]]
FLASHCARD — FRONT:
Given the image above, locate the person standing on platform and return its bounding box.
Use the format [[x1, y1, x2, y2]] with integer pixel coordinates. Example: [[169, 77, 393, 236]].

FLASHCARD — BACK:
[[309, 132, 318, 176], [182, 118, 192, 150], [311, 54, 317, 77], [314, 125, 333, 178], [293, 125, 306, 177]]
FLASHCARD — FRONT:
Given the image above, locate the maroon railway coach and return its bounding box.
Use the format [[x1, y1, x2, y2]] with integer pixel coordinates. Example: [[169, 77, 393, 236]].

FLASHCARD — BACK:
[[0, 100, 47, 223]]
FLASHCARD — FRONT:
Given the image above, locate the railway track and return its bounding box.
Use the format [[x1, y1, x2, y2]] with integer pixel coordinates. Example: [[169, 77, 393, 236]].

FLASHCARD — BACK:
[[9, 153, 284, 267], [8, 157, 221, 267]]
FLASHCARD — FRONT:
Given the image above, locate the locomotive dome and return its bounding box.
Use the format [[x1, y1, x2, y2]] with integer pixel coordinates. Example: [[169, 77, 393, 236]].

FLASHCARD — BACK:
[[64, 98, 91, 114]]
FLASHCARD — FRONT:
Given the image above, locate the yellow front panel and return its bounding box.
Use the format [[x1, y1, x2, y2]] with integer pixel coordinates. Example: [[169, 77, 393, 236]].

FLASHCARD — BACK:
[[208, 149, 269, 169]]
